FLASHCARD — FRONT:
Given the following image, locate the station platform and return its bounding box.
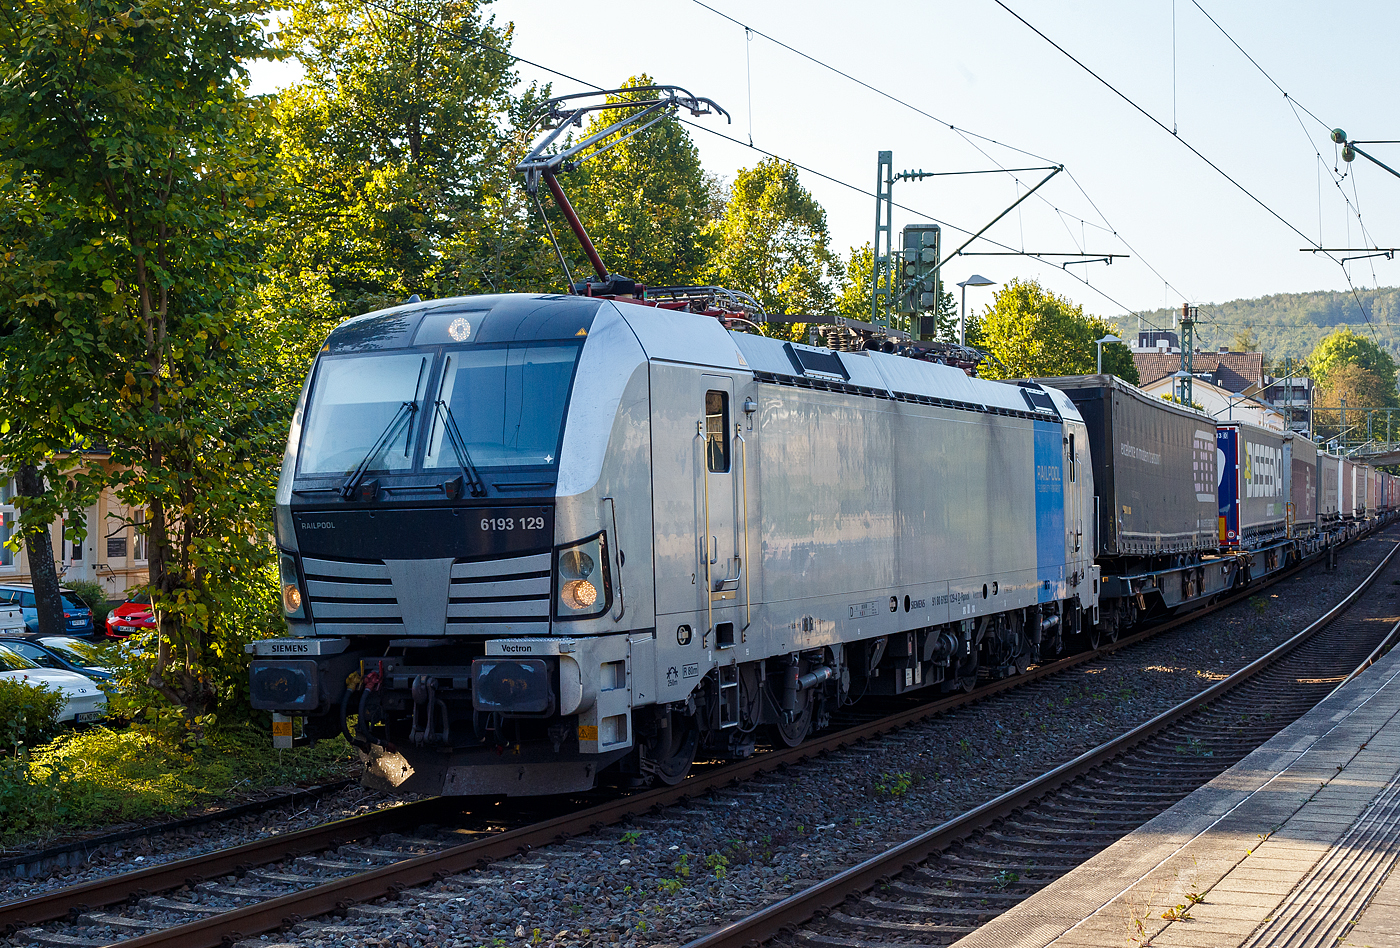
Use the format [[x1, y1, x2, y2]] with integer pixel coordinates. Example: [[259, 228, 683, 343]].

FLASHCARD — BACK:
[[953, 640, 1400, 948]]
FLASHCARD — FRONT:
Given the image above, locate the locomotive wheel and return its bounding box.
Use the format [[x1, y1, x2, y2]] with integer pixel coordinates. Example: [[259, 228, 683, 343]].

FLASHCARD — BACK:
[[1086, 623, 1104, 649], [769, 700, 813, 747], [650, 708, 700, 785]]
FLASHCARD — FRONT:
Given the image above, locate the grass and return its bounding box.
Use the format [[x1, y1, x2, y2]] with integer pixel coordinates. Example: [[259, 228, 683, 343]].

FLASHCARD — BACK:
[[0, 724, 358, 846]]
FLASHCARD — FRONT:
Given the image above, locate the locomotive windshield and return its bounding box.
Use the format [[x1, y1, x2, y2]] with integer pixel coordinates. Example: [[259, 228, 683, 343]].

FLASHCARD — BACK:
[[297, 342, 581, 477], [424, 344, 578, 468], [298, 352, 429, 476]]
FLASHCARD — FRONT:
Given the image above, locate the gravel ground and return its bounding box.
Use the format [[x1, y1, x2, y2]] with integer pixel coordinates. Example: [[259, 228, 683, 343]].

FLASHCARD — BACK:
[[6, 530, 1395, 948], [228, 529, 1400, 948]]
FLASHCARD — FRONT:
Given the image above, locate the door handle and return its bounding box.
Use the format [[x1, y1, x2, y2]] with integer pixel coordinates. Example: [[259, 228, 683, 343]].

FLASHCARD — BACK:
[[710, 536, 718, 564]]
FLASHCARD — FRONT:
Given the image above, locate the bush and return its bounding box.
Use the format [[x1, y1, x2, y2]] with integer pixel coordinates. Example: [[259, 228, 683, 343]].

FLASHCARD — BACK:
[[64, 578, 114, 626], [0, 725, 357, 845], [0, 677, 63, 754]]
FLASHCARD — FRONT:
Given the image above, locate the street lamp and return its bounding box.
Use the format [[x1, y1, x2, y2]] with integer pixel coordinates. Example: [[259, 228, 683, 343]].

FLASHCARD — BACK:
[[956, 275, 996, 347], [1095, 334, 1121, 375], [1170, 369, 1193, 408]]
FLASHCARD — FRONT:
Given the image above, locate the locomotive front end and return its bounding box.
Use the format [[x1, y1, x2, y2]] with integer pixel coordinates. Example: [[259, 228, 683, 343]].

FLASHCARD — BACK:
[[251, 293, 652, 795]]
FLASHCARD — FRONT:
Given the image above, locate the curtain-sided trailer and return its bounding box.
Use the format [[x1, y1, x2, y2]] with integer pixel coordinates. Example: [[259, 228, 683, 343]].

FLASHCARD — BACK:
[[1287, 435, 1319, 536], [1034, 376, 1217, 558], [1320, 452, 1341, 522], [1217, 422, 1290, 549]]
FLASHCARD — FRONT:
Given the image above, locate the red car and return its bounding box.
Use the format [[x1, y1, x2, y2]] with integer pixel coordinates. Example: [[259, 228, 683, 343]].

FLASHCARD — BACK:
[[106, 592, 155, 639]]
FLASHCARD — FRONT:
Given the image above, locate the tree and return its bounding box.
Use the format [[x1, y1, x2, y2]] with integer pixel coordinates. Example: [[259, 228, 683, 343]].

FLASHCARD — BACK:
[[1307, 327, 1399, 406], [271, 0, 551, 324], [1313, 363, 1392, 441], [972, 278, 1138, 383], [706, 158, 838, 323], [0, 0, 288, 722], [565, 76, 723, 288], [1232, 324, 1260, 353]]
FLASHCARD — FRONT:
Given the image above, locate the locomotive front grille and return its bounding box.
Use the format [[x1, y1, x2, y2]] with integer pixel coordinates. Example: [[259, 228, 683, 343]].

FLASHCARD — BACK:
[[303, 551, 552, 636]]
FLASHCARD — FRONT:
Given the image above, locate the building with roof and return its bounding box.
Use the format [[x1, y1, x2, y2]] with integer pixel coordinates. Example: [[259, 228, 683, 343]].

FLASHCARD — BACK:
[[1139, 375, 1287, 431], [1, 462, 149, 602]]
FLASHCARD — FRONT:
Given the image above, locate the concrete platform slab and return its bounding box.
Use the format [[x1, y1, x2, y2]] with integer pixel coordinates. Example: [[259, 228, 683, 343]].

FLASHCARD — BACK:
[[950, 638, 1400, 948]]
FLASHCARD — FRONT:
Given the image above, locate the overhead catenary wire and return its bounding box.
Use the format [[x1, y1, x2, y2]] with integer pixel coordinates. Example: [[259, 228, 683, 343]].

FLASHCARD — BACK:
[[993, 0, 1383, 342], [686, 0, 1213, 325], [340, 0, 1181, 334], [681, 118, 1166, 330]]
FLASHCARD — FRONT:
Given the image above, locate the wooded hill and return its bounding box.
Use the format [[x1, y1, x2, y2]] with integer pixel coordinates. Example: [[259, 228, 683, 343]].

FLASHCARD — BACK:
[[1135, 286, 1400, 365]]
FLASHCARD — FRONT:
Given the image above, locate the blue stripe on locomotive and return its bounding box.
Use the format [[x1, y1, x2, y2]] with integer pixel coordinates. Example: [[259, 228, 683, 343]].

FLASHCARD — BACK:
[[1034, 421, 1065, 603], [1217, 427, 1239, 545]]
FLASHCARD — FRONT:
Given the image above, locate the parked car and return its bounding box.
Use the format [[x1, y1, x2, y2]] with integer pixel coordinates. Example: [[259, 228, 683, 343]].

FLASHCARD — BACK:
[[0, 643, 106, 724], [0, 600, 23, 634], [0, 635, 116, 682], [105, 590, 155, 639], [0, 584, 96, 638]]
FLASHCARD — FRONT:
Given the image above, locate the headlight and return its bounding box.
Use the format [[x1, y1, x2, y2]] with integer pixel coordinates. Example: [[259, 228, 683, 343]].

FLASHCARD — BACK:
[[278, 551, 307, 620], [472, 658, 554, 714], [555, 533, 610, 620]]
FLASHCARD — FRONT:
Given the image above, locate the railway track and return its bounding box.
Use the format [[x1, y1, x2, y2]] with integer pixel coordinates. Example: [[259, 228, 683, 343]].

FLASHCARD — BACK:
[[1, 529, 1386, 948], [684, 535, 1400, 948]]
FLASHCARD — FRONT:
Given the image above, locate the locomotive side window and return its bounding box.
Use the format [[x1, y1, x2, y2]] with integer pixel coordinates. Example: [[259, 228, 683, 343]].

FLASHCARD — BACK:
[[706, 390, 730, 473]]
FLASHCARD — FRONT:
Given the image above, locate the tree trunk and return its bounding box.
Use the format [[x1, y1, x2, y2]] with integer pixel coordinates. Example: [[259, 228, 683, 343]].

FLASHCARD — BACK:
[[14, 464, 65, 637]]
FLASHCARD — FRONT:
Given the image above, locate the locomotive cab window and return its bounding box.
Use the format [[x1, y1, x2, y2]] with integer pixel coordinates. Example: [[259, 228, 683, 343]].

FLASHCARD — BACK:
[[706, 390, 730, 473]]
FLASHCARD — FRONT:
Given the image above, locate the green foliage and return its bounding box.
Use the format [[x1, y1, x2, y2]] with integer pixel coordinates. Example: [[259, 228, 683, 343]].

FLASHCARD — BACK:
[[876, 771, 913, 796], [836, 244, 874, 321], [1308, 327, 1399, 404], [0, 724, 356, 845], [972, 278, 1137, 382], [64, 579, 114, 626], [706, 158, 838, 324], [0, 0, 290, 722], [568, 76, 722, 287], [0, 678, 63, 754], [270, 0, 553, 325]]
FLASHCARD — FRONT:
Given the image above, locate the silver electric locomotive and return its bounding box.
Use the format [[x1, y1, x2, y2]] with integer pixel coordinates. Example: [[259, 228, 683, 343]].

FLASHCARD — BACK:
[[250, 292, 1099, 795]]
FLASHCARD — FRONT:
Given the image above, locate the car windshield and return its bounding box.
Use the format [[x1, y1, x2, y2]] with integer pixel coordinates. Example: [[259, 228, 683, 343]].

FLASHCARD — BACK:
[[424, 344, 580, 469], [125, 592, 152, 606], [16, 592, 82, 610], [40, 638, 111, 668], [298, 352, 431, 476], [0, 644, 39, 672]]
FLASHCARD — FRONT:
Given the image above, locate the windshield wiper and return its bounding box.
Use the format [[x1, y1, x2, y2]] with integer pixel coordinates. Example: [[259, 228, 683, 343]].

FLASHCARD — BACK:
[[340, 400, 418, 500], [434, 400, 488, 498]]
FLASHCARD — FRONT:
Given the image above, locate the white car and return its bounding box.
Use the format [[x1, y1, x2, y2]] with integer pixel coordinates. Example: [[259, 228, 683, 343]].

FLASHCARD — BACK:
[[0, 643, 106, 724], [0, 602, 23, 634]]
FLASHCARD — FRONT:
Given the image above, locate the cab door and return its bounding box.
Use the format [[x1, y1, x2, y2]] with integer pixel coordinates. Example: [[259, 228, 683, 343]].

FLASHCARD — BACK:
[[699, 376, 742, 627], [651, 366, 742, 642]]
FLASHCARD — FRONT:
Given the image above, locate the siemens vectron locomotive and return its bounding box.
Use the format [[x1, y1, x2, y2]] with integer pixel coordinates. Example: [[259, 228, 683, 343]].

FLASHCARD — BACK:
[[248, 85, 1394, 797]]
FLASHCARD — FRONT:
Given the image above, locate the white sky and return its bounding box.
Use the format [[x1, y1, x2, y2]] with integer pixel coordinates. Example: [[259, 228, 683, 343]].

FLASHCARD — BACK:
[[247, 1, 1400, 335]]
